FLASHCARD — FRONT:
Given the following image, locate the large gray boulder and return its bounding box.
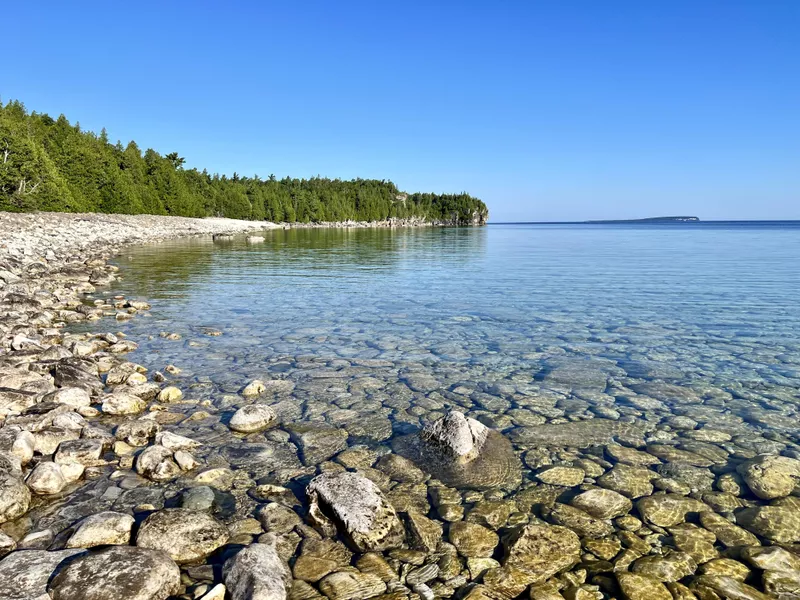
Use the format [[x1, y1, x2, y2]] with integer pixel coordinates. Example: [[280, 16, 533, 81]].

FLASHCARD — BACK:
[[307, 471, 404, 552], [65, 512, 135, 548], [223, 542, 290, 600], [0, 549, 83, 600], [47, 546, 180, 600], [0, 476, 30, 524]]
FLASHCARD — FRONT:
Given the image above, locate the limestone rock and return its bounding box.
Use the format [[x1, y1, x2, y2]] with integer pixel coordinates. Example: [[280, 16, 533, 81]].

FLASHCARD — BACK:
[[636, 494, 709, 527], [571, 488, 632, 519], [690, 575, 771, 600], [223, 543, 291, 600], [737, 455, 800, 500], [26, 462, 66, 495], [449, 521, 499, 558], [741, 545, 800, 573], [306, 472, 404, 552], [420, 411, 487, 462], [229, 404, 277, 433], [135, 445, 180, 481], [403, 510, 443, 552], [288, 423, 349, 466], [502, 524, 580, 583], [536, 465, 585, 487], [47, 546, 180, 600], [136, 508, 229, 563], [0, 549, 84, 600], [102, 392, 146, 415], [548, 503, 614, 539], [631, 551, 697, 582], [319, 571, 386, 600], [0, 476, 30, 523], [699, 512, 759, 547], [616, 572, 672, 600], [736, 505, 800, 543], [65, 512, 135, 548]]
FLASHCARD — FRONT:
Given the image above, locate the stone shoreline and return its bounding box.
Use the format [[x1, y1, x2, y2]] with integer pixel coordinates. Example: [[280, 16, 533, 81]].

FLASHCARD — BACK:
[[0, 210, 798, 600]]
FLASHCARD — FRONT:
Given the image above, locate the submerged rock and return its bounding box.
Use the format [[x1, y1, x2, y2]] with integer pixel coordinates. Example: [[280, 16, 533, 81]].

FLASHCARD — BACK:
[[502, 524, 580, 584], [306, 471, 404, 552], [223, 542, 290, 600], [229, 404, 277, 433], [419, 412, 488, 462], [136, 508, 229, 563], [47, 546, 180, 600], [737, 455, 800, 500]]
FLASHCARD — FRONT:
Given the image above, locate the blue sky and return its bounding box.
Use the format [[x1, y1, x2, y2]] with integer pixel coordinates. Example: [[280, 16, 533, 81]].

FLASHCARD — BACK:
[[4, 1, 799, 221]]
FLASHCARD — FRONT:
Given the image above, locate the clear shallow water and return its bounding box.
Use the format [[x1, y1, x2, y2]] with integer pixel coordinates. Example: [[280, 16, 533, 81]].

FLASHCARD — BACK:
[[101, 223, 800, 400]]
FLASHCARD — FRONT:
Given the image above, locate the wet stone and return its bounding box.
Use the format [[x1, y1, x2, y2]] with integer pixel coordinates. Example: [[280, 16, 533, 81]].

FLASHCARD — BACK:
[[223, 542, 291, 600], [319, 571, 386, 600], [631, 551, 698, 582], [502, 524, 581, 583], [449, 521, 499, 558], [288, 423, 349, 466], [547, 503, 615, 539], [65, 511, 135, 548], [570, 488, 632, 519], [47, 546, 181, 600], [135, 508, 229, 563], [616, 572, 672, 600], [229, 404, 278, 433], [536, 465, 585, 487], [0, 549, 85, 600]]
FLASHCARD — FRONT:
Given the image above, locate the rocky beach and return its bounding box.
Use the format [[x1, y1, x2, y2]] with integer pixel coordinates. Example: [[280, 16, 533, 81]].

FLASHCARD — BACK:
[[0, 212, 799, 600]]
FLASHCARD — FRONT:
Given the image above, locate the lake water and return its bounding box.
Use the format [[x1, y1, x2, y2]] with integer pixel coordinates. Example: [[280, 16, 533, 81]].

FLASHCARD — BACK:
[[104, 222, 800, 409]]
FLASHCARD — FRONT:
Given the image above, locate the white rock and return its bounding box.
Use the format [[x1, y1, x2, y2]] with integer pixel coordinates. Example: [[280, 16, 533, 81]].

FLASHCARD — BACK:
[[229, 404, 277, 433], [102, 392, 146, 415], [420, 411, 488, 462], [44, 387, 91, 408], [224, 542, 290, 600], [65, 511, 135, 548], [26, 462, 66, 495], [155, 431, 200, 451]]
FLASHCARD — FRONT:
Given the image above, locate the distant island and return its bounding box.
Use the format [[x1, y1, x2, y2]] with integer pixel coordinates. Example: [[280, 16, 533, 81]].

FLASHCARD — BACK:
[[585, 216, 700, 224]]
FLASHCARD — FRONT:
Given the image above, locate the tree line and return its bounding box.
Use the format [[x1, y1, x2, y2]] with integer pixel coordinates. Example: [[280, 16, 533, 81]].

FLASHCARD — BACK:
[[0, 100, 487, 224]]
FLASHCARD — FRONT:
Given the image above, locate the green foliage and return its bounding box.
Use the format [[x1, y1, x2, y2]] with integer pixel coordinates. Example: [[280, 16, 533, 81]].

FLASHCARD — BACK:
[[0, 100, 487, 223]]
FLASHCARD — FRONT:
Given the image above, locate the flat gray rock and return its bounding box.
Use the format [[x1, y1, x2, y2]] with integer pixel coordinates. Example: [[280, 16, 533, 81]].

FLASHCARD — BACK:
[[224, 542, 290, 600], [0, 549, 83, 600], [136, 508, 229, 563], [47, 546, 180, 600]]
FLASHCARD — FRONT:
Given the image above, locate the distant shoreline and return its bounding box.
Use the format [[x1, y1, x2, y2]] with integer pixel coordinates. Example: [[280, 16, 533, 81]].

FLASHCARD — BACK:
[[489, 219, 800, 225]]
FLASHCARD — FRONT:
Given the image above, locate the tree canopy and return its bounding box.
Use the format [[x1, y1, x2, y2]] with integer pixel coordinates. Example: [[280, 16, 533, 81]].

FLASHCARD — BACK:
[[0, 100, 487, 225]]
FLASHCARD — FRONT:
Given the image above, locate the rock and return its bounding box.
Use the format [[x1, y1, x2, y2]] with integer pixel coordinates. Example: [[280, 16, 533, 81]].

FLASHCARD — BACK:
[[467, 500, 515, 530], [354, 552, 395, 582], [669, 525, 718, 564], [319, 571, 386, 600], [200, 584, 227, 600], [449, 521, 499, 558], [157, 386, 183, 402], [536, 466, 585, 487], [741, 545, 800, 573], [47, 546, 180, 600], [136, 508, 229, 563], [502, 524, 580, 583], [763, 570, 800, 597], [598, 464, 655, 499], [258, 503, 303, 534], [116, 420, 160, 446], [375, 454, 426, 484], [403, 510, 443, 552], [699, 512, 760, 547], [229, 404, 277, 433], [181, 486, 216, 511], [45, 387, 91, 408], [737, 455, 800, 500], [0, 549, 84, 600], [691, 575, 771, 600], [223, 542, 290, 600], [420, 412, 488, 462], [26, 462, 66, 495], [616, 572, 672, 600], [0, 476, 31, 523], [293, 539, 352, 583], [242, 380, 267, 396], [736, 505, 800, 543], [547, 503, 614, 539], [307, 472, 404, 552], [288, 423, 349, 466], [135, 445, 180, 481], [54, 439, 103, 466], [570, 488, 632, 519], [636, 494, 709, 527], [65, 512, 135, 548], [699, 558, 752, 580], [0, 532, 15, 557], [102, 392, 146, 415], [631, 551, 697, 582], [511, 419, 648, 449]]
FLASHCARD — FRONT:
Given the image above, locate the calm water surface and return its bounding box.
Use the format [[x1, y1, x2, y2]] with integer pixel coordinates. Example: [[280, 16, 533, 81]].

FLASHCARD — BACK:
[[101, 223, 800, 399]]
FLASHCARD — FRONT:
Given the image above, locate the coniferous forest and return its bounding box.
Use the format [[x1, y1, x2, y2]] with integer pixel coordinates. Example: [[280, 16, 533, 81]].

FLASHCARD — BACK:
[[0, 100, 487, 225]]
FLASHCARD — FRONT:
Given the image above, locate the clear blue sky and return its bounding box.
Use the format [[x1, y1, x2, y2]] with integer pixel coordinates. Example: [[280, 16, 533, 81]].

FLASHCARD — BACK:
[[3, 1, 799, 221]]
